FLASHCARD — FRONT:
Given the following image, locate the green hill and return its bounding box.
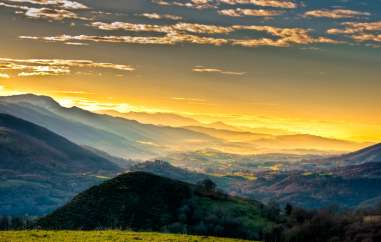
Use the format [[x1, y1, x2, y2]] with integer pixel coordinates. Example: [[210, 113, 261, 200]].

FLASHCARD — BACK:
[[38, 172, 275, 240]]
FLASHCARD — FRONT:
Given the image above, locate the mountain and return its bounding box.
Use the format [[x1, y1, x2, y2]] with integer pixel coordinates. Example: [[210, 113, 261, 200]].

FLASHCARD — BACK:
[[37, 172, 274, 241], [0, 94, 220, 160], [328, 143, 381, 166], [0, 114, 121, 215], [183, 126, 272, 142], [0, 113, 120, 174], [204, 121, 244, 132], [240, 126, 294, 136], [0, 96, 151, 159], [99, 110, 202, 127], [181, 127, 366, 154], [97, 110, 244, 132], [252, 134, 368, 153]]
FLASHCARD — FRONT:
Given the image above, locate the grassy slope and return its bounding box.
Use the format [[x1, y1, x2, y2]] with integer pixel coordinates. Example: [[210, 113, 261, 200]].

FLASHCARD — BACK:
[[0, 231, 255, 242]]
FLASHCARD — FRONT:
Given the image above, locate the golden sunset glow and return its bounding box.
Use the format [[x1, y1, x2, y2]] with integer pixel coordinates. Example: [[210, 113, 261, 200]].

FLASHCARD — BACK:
[[0, 82, 380, 143], [0, 0, 380, 146]]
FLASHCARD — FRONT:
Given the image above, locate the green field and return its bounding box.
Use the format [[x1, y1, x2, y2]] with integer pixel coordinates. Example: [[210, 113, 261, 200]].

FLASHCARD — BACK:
[[0, 231, 256, 242]]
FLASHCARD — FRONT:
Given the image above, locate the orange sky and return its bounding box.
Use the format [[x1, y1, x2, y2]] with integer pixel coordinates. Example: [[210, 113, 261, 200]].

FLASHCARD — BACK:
[[1, 82, 380, 143], [0, 0, 381, 143]]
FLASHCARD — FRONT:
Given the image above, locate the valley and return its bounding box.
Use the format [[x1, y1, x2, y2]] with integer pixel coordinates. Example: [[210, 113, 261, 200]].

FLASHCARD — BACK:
[[0, 94, 380, 241]]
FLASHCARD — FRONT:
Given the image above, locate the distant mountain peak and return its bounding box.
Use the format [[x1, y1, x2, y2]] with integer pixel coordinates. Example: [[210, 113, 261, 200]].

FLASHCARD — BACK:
[[0, 93, 60, 109]]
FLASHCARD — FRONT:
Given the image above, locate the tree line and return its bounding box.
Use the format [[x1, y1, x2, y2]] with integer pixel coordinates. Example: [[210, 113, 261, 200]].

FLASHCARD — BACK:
[[264, 203, 381, 242]]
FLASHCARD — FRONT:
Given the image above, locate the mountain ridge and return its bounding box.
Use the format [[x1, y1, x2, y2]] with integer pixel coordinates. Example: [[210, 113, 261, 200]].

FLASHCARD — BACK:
[[0, 113, 121, 215]]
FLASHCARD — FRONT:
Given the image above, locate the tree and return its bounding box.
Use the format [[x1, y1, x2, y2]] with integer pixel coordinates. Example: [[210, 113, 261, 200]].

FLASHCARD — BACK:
[[196, 179, 217, 194], [0, 216, 9, 230], [285, 203, 293, 216]]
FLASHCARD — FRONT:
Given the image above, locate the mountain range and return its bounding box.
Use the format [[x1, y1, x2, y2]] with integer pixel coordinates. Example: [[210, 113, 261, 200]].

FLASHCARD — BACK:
[[100, 108, 369, 154], [0, 94, 380, 215], [0, 114, 121, 215], [0, 94, 369, 161], [0, 94, 219, 160]]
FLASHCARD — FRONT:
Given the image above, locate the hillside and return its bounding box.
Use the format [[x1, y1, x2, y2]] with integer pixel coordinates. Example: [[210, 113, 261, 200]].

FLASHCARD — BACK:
[[0, 113, 120, 174], [328, 143, 381, 166], [0, 114, 121, 215], [38, 172, 274, 240]]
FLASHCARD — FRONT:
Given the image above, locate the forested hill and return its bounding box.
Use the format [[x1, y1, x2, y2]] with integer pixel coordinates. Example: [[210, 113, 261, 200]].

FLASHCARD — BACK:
[[38, 172, 275, 241]]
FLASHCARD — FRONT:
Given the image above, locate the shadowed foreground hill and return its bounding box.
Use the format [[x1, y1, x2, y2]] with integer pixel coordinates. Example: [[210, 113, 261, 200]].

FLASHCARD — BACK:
[[38, 172, 275, 240], [0, 113, 121, 215]]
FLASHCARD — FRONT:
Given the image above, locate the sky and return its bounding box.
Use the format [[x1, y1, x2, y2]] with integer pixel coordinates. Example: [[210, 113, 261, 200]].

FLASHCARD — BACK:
[[0, 0, 381, 142]]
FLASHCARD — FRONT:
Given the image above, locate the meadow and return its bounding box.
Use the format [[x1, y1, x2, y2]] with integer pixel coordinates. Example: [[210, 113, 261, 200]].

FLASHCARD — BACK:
[[0, 230, 255, 242]]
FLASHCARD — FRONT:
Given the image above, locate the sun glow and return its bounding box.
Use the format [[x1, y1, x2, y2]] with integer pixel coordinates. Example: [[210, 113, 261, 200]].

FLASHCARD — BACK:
[[0, 83, 380, 143]]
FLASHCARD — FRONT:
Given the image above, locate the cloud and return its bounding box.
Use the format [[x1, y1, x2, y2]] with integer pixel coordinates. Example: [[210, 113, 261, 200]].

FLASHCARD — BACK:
[[139, 12, 183, 20], [152, 0, 298, 9], [218, 0, 297, 9], [20, 33, 230, 46], [0, 2, 87, 21], [64, 41, 89, 46], [304, 9, 371, 19], [172, 96, 206, 102], [91, 21, 173, 32], [328, 21, 381, 34], [171, 96, 214, 106], [192, 66, 246, 75], [0, 58, 135, 77], [91, 21, 233, 34], [0, 73, 10, 78], [20, 25, 342, 48], [24, 7, 85, 20], [327, 21, 381, 43], [5, 0, 88, 10], [174, 22, 234, 34], [89, 22, 342, 47], [218, 8, 284, 17], [351, 33, 381, 42], [231, 25, 343, 47], [152, 0, 217, 9], [20, 18, 343, 48]]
